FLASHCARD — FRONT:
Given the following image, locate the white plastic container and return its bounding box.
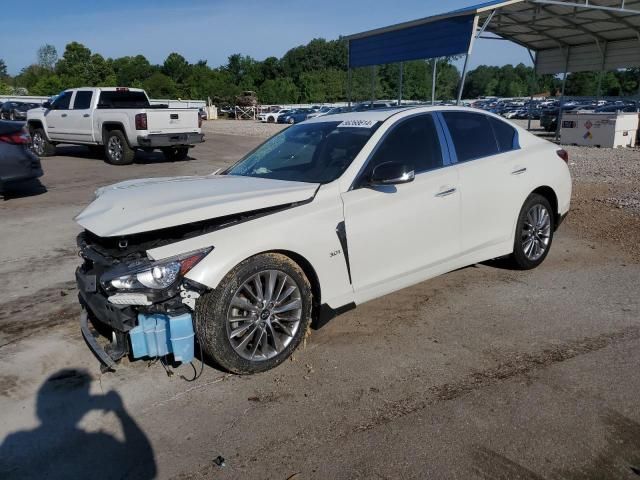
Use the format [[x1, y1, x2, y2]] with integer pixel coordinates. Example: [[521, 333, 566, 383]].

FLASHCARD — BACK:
[[560, 112, 639, 148]]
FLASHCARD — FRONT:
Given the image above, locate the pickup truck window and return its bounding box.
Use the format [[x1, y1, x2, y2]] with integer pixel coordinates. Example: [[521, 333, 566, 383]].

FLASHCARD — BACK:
[[226, 121, 378, 184], [51, 91, 72, 110], [97, 91, 150, 109], [73, 91, 93, 110]]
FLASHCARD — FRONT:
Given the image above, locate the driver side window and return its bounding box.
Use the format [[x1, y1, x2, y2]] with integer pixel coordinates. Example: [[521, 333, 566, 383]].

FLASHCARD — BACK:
[[363, 114, 443, 181], [51, 91, 73, 110]]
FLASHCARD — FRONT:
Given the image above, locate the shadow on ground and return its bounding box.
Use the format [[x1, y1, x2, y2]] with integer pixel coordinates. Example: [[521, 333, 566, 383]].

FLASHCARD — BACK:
[[1, 179, 47, 200], [0, 369, 157, 480], [54, 145, 193, 164]]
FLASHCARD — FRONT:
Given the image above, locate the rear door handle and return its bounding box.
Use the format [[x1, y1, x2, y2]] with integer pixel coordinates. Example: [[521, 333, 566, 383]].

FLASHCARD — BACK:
[[435, 187, 457, 198], [83, 114, 90, 118], [511, 167, 527, 175], [61, 113, 68, 118]]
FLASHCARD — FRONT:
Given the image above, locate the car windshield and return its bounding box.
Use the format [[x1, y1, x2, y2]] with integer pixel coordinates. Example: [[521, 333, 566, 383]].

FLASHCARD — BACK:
[[226, 120, 379, 184]]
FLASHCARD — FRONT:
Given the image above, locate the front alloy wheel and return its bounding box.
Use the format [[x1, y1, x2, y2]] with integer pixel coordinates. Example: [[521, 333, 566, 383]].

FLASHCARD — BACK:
[[227, 270, 303, 361], [195, 253, 312, 374]]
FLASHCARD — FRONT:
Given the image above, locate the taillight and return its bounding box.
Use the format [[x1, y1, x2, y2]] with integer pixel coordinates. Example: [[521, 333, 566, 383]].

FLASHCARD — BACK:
[[556, 149, 569, 164], [0, 130, 30, 145], [135, 113, 148, 130]]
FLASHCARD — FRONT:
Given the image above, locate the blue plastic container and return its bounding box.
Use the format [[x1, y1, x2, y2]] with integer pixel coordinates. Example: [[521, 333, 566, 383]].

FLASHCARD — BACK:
[[129, 312, 195, 363]]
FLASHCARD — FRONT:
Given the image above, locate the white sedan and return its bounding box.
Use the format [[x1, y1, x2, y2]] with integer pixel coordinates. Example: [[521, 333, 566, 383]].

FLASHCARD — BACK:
[[75, 106, 571, 374], [258, 109, 290, 123]]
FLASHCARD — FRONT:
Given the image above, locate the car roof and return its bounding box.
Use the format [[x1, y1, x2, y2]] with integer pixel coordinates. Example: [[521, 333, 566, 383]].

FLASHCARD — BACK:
[[303, 105, 490, 124]]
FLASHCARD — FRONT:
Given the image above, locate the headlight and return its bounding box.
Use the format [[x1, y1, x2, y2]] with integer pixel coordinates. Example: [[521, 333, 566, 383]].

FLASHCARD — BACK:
[[104, 247, 211, 291]]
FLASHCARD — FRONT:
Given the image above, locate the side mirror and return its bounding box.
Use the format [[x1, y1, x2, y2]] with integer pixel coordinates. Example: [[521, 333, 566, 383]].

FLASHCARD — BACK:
[[369, 161, 415, 186], [43, 101, 52, 110]]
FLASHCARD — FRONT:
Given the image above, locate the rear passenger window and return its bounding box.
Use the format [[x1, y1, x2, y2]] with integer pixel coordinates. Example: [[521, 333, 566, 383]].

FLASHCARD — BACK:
[[73, 91, 93, 110], [442, 112, 499, 162], [489, 117, 519, 152], [366, 114, 443, 175]]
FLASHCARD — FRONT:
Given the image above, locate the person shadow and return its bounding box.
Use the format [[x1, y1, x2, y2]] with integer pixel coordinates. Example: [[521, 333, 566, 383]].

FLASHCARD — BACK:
[[0, 369, 157, 480]]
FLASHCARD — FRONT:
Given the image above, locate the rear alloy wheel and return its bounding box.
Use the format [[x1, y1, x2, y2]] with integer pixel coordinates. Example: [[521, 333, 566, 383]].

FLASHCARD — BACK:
[[161, 146, 189, 161], [195, 253, 312, 374], [509, 193, 554, 270], [104, 130, 135, 165], [30, 128, 56, 157], [287, 118, 295, 124], [267, 116, 275, 123]]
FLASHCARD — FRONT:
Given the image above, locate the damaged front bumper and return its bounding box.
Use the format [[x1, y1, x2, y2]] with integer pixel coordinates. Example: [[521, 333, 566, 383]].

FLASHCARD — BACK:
[[76, 235, 206, 371]]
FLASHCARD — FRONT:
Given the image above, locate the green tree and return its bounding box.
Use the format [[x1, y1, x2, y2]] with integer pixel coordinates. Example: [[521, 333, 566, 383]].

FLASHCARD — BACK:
[[0, 59, 8, 79], [37, 44, 58, 70], [143, 72, 177, 98], [259, 77, 300, 103], [112, 55, 155, 87], [162, 53, 190, 84]]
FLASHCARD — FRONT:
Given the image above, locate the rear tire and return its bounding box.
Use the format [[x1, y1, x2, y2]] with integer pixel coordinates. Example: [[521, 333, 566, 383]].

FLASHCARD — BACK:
[[104, 130, 135, 165], [287, 118, 295, 124], [30, 128, 56, 157], [508, 193, 554, 270], [195, 253, 312, 374], [161, 146, 189, 162]]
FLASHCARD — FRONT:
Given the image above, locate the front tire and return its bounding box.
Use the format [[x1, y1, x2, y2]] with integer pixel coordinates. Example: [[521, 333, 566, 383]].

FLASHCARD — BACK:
[[161, 146, 189, 161], [509, 193, 554, 270], [195, 253, 312, 374], [30, 128, 56, 157], [104, 130, 135, 165], [287, 118, 295, 124]]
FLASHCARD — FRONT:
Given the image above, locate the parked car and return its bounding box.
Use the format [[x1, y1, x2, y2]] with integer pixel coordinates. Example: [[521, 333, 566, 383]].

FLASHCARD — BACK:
[[0, 121, 43, 194], [0, 101, 34, 120], [74, 106, 571, 373], [278, 108, 313, 124], [259, 109, 291, 123], [306, 106, 334, 119], [27, 87, 204, 165]]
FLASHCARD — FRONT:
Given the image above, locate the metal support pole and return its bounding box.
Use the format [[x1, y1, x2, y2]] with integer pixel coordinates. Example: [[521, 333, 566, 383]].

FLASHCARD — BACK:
[[431, 58, 438, 105], [398, 62, 404, 105], [555, 71, 569, 142], [554, 47, 570, 142], [595, 41, 607, 102], [527, 49, 538, 131], [347, 67, 352, 107], [371, 66, 376, 109], [457, 53, 470, 105]]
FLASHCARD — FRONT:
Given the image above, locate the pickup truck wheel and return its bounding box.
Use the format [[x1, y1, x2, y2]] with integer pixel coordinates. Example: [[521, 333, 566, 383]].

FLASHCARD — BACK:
[[30, 128, 56, 157], [105, 130, 135, 165], [508, 194, 554, 270], [161, 146, 189, 161], [195, 253, 312, 374]]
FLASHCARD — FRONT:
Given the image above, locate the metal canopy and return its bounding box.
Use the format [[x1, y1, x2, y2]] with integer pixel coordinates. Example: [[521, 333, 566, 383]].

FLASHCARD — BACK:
[[345, 0, 640, 74]]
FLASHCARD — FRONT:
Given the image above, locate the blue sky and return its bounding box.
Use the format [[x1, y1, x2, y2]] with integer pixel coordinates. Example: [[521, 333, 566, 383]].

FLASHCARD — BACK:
[[2, 0, 530, 75]]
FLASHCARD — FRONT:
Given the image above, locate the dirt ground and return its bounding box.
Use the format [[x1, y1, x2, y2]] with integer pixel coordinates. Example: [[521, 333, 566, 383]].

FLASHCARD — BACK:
[[1, 120, 639, 479]]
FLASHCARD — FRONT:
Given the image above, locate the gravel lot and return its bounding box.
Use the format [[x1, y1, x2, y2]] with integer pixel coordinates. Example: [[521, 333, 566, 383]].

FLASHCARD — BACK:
[[0, 120, 639, 479]]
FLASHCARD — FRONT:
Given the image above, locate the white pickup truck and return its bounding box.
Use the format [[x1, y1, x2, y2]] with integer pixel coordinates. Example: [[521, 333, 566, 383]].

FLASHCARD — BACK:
[[27, 87, 204, 165]]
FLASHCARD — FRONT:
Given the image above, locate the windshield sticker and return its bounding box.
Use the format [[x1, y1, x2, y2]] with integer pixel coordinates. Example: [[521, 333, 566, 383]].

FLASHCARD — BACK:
[[337, 119, 378, 128]]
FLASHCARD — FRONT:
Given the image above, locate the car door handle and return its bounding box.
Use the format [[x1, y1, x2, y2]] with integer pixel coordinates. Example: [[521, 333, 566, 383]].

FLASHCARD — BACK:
[[511, 167, 527, 175], [435, 187, 457, 197], [83, 114, 90, 118], [61, 113, 68, 117]]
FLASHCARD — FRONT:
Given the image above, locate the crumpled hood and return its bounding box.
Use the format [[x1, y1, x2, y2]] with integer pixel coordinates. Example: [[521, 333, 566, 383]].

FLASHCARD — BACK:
[[75, 174, 318, 237]]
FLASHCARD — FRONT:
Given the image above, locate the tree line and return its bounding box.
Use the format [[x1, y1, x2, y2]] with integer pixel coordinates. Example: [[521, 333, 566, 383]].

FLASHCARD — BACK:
[[1, 39, 638, 104]]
